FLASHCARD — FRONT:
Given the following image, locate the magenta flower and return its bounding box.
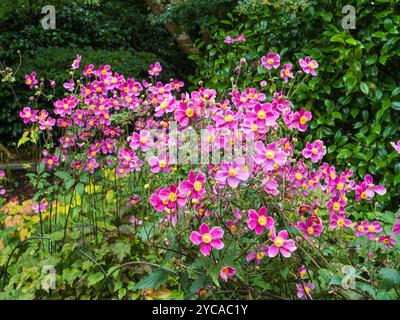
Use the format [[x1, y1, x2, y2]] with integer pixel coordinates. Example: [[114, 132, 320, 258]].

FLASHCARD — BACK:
[[246, 244, 269, 264], [71, 55, 81, 70], [190, 223, 224, 256], [174, 102, 199, 127], [297, 217, 323, 238], [298, 265, 307, 279], [296, 282, 315, 299], [224, 36, 234, 44], [365, 221, 383, 240], [330, 214, 352, 229], [354, 221, 369, 237], [25, 71, 38, 89], [20, 107, 36, 124], [377, 234, 396, 248], [215, 158, 250, 188], [149, 62, 162, 76], [268, 228, 296, 258], [280, 63, 293, 81], [126, 195, 141, 208], [42, 154, 59, 170], [39, 117, 55, 131], [393, 216, 400, 236], [299, 56, 318, 76], [302, 140, 326, 163], [148, 154, 172, 174], [0, 170, 4, 178], [290, 108, 312, 132], [158, 184, 186, 210], [261, 52, 280, 70], [247, 206, 275, 235], [363, 174, 387, 198], [63, 79, 75, 92], [84, 158, 99, 174], [83, 64, 95, 77], [179, 170, 206, 199], [128, 129, 153, 152], [326, 196, 347, 215], [236, 34, 246, 43], [219, 266, 236, 282], [254, 142, 287, 170], [390, 140, 400, 154]]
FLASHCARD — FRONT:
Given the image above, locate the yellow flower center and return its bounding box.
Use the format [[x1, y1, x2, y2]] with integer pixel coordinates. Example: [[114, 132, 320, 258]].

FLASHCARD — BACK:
[[256, 251, 265, 260], [230, 225, 237, 233], [383, 238, 390, 245], [337, 182, 344, 190], [224, 114, 233, 122], [185, 108, 195, 118], [308, 62, 315, 69], [140, 137, 147, 144], [48, 159, 54, 165], [228, 168, 237, 177], [257, 110, 266, 120], [284, 69, 291, 76], [265, 150, 275, 160], [357, 225, 364, 232], [361, 192, 367, 199], [159, 160, 167, 168], [258, 216, 267, 226], [337, 219, 345, 227], [274, 236, 284, 248], [168, 192, 177, 202], [299, 115, 307, 125], [194, 181, 203, 192], [251, 124, 259, 132], [295, 173, 303, 180], [267, 58, 274, 65], [368, 225, 375, 232], [311, 148, 318, 155], [307, 227, 314, 235], [202, 233, 212, 244], [332, 202, 340, 212], [25, 112, 31, 118]]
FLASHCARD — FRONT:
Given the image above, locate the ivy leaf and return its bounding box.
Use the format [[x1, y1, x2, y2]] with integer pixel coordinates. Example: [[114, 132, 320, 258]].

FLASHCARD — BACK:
[[379, 268, 400, 289]]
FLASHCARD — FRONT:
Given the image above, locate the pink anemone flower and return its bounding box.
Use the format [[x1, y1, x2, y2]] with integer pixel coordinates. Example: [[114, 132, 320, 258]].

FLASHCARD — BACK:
[[219, 266, 236, 282], [247, 206, 275, 235], [215, 158, 250, 188], [190, 223, 224, 256], [268, 228, 297, 258], [254, 142, 287, 170]]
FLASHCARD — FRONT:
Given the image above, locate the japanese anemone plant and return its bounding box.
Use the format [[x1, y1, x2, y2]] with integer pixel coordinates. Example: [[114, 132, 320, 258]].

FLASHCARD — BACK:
[[15, 51, 400, 300]]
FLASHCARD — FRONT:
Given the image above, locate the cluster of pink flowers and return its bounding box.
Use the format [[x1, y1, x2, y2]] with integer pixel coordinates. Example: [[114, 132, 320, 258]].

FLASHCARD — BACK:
[[19, 52, 398, 292], [224, 34, 246, 44]]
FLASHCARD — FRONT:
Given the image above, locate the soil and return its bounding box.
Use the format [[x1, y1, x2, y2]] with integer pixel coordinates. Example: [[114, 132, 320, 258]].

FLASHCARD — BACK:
[[4, 169, 37, 201]]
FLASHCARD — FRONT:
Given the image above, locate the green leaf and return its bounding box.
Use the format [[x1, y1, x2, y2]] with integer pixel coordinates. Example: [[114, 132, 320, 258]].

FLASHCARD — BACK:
[[134, 269, 168, 290], [360, 82, 369, 95], [379, 268, 400, 289], [111, 241, 131, 261], [87, 272, 105, 287]]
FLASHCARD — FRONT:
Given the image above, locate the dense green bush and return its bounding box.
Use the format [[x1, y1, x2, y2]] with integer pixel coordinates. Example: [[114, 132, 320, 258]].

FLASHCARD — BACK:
[[187, 0, 400, 209]]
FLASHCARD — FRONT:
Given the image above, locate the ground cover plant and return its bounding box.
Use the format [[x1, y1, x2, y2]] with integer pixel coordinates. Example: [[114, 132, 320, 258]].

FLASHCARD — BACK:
[[0, 50, 399, 300]]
